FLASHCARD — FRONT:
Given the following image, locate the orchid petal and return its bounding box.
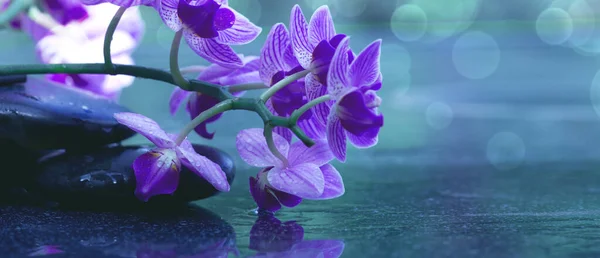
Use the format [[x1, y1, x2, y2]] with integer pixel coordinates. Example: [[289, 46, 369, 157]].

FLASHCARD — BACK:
[[187, 94, 222, 139], [114, 112, 175, 148], [271, 189, 303, 208], [176, 139, 230, 192], [133, 149, 181, 202], [267, 163, 324, 199], [308, 5, 336, 47], [249, 176, 281, 212], [326, 114, 347, 162], [236, 128, 290, 167], [184, 32, 243, 68], [297, 116, 326, 141], [349, 39, 382, 88], [304, 73, 330, 126], [158, 0, 182, 31], [337, 90, 384, 136], [260, 23, 291, 84], [274, 126, 293, 143], [307, 164, 344, 200], [220, 71, 261, 86], [327, 36, 350, 99], [347, 129, 379, 148], [290, 4, 313, 69], [288, 140, 333, 167], [215, 6, 262, 45], [169, 88, 191, 115], [197, 64, 236, 83]]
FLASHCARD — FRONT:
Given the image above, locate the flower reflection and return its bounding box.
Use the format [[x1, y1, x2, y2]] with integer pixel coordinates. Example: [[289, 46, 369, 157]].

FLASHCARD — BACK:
[[249, 214, 345, 258], [28, 245, 64, 256]]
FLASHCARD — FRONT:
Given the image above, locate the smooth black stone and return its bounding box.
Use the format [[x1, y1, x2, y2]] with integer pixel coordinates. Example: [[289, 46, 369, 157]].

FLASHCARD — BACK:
[[0, 205, 236, 258], [34, 144, 236, 207], [0, 77, 135, 150]]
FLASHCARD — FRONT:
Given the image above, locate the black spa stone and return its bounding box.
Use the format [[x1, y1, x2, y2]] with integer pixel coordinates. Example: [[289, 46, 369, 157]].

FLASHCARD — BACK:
[[0, 76, 135, 150], [34, 144, 236, 207]]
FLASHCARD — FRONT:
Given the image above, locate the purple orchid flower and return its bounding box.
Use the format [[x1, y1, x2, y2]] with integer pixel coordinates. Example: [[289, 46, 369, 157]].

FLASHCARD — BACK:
[[326, 37, 384, 162], [236, 128, 344, 212], [290, 5, 352, 127], [249, 214, 345, 258], [20, 3, 143, 99], [169, 55, 261, 139], [260, 23, 327, 142], [114, 112, 230, 201], [159, 0, 261, 68]]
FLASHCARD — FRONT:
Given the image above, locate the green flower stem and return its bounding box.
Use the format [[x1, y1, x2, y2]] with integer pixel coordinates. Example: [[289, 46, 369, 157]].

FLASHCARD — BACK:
[[103, 6, 127, 73], [264, 124, 289, 166], [174, 99, 234, 145], [0, 0, 33, 25], [290, 94, 331, 123], [227, 82, 268, 93], [170, 29, 190, 90], [259, 69, 310, 102], [179, 65, 207, 74], [0, 62, 316, 146]]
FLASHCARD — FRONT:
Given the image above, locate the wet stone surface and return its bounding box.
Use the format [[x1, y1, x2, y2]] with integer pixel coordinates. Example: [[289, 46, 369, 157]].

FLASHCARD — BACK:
[[0, 77, 135, 151], [33, 144, 236, 207], [0, 205, 236, 258]]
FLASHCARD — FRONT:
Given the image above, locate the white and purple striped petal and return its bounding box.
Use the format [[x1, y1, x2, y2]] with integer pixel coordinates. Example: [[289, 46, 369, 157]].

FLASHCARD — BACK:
[[260, 23, 291, 85], [114, 112, 175, 148], [158, 0, 182, 31], [304, 73, 330, 126], [176, 138, 230, 192], [215, 6, 261, 45], [184, 32, 243, 68], [287, 140, 333, 167], [326, 36, 351, 99], [236, 128, 290, 167], [306, 164, 344, 200], [326, 114, 347, 162], [267, 163, 324, 199], [297, 115, 326, 140], [308, 5, 336, 48], [290, 5, 313, 69], [133, 148, 181, 202], [349, 39, 382, 88]]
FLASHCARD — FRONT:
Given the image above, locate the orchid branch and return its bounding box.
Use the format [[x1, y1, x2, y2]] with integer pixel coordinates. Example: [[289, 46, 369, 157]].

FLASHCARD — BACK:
[[0, 0, 32, 25], [0, 63, 316, 146], [290, 95, 331, 124], [103, 6, 127, 73], [170, 29, 191, 90], [259, 70, 310, 102], [174, 99, 233, 145], [264, 124, 289, 166], [228, 82, 268, 93]]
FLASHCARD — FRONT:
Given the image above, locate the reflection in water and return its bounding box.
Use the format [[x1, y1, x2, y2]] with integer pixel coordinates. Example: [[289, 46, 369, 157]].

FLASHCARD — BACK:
[[248, 213, 345, 258], [28, 245, 64, 256], [0, 205, 236, 257]]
